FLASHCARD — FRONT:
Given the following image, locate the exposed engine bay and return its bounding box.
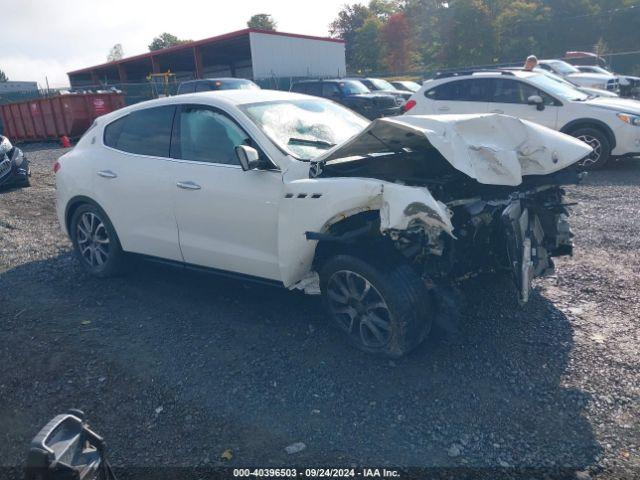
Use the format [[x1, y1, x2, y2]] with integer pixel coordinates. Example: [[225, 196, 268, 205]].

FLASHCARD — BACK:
[[306, 115, 588, 303]]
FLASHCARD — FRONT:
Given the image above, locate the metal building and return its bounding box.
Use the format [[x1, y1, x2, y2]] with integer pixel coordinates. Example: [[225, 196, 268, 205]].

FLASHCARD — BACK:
[[67, 28, 346, 87], [0, 81, 38, 94]]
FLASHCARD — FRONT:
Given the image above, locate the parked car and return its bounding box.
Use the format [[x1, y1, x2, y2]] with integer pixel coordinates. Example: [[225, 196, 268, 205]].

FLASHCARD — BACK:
[[177, 78, 260, 95], [0, 135, 30, 189], [538, 59, 619, 93], [404, 69, 640, 169], [55, 89, 592, 356], [290, 79, 401, 119], [391, 80, 422, 93], [575, 66, 640, 98], [349, 77, 412, 102]]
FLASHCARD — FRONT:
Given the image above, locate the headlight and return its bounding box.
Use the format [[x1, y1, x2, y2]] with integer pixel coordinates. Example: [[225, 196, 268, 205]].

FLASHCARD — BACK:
[[11, 147, 24, 167], [617, 113, 640, 126], [0, 136, 12, 155]]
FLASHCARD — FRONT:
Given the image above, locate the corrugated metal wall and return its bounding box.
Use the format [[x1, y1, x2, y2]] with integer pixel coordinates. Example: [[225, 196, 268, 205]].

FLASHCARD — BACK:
[[249, 32, 346, 80]]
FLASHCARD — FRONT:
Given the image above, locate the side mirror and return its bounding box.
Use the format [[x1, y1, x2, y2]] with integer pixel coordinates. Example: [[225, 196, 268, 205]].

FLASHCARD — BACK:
[[25, 410, 111, 480], [235, 145, 261, 171], [527, 95, 545, 111]]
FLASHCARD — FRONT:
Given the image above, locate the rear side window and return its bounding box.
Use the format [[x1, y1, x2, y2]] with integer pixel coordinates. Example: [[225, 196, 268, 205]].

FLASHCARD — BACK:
[[103, 106, 175, 157], [425, 79, 490, 101]]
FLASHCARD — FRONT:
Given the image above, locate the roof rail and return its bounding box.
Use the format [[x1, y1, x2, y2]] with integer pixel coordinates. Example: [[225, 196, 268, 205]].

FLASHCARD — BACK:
[[434, 69, 516, 79]]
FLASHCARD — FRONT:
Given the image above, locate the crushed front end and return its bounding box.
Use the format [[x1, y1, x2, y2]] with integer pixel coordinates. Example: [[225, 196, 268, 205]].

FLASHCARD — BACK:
[[0, 135, 30, 189], [311, 114, 591, 303]]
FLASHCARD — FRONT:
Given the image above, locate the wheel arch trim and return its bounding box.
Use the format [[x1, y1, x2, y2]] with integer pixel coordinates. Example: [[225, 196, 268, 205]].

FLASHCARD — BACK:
[[560, 118, 616, 150]]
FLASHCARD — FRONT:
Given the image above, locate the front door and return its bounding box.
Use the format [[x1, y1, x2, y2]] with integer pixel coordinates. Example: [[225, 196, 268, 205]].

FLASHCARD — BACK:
[[170, 105, 283, 281], [485, 78, 559, 129]]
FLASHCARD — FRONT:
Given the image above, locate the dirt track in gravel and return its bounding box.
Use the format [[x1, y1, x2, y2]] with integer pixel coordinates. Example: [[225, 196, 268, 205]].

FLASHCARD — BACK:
[[0, 144, 638, 478]]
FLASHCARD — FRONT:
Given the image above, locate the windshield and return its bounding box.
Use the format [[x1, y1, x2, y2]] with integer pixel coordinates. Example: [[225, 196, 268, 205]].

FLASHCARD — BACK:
[[547, 60, 580, 75], [369, 78, 396, 91], [340, 80, 370, 95], [241, 99, 369, 161], [398, 81, 421, 92], [527, 73, 589, 101], [219, 79, 260, 90]]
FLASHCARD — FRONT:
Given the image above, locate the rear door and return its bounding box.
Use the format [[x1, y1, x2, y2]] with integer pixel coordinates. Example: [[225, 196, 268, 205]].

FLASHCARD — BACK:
[[94, 105, 182, 261], [170, 104, 283, 280], [486, 78, 559, 129], [423, 78, 491, 115]]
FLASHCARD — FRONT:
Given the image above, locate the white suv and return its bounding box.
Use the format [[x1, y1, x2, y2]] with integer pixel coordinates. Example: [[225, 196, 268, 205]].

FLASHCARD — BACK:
[[55, 90, 590, 356], [404, 69, 640, 168]]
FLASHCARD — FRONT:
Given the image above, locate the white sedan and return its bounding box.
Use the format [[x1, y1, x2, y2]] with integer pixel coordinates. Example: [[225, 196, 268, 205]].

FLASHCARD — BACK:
[[55, 90, 591, 356]]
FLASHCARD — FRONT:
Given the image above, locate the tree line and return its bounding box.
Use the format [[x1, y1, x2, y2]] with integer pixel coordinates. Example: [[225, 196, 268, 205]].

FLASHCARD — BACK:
[[329, 0, 640, 74]]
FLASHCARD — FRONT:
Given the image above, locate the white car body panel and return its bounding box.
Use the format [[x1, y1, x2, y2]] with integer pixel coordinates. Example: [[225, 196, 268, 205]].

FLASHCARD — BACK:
[[56, 91, 592, 293]]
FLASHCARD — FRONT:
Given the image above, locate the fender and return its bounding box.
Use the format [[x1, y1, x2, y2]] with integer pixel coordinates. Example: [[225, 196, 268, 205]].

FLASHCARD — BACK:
[[277, 177, 453, 289], [64, 195, 110, 233], [560, 118, 616, 150]]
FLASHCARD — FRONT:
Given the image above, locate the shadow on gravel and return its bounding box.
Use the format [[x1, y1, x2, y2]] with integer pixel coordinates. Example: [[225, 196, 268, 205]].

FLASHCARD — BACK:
[[0, 252, 601, 469]]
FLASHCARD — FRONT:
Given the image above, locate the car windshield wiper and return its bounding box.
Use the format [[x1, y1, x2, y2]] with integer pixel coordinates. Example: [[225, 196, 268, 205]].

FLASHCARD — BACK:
[[288, 137, 336, 149]]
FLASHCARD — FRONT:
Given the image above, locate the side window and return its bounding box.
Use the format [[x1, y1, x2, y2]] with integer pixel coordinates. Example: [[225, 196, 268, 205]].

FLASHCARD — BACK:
[[425, 79, 488, 101], [492, 79, 547, 104], [322, 83, 341, 98], [539, 64, 552, 72], [195, 82, 213, 92], [103, 106, 175, 157], [177, 106, 251, 165], [306, 83, 322, 96], [291, 83, 307, 94]]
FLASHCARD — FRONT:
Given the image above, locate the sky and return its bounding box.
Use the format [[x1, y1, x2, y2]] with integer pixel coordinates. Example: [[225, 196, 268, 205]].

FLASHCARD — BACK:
[[1, 0, 354, 88]]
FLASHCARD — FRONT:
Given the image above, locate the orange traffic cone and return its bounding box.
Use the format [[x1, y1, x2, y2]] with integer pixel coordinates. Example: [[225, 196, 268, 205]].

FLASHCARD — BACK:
[[60, 136, 71, 148]]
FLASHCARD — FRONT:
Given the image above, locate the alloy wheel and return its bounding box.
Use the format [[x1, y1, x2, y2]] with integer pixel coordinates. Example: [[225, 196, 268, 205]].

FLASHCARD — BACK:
[[76, 212, 110, 268], [576, 134, 602, 167], [326, 270, 393, 348]]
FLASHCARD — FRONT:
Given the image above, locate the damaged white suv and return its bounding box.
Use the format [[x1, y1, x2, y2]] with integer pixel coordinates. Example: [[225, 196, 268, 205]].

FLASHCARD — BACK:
[[55, 90, 591, 357]]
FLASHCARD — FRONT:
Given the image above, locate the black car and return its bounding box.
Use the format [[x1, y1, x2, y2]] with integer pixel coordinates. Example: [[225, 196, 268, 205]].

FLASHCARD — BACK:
[[349, 77, 413, 102], [177, 78, 260, 95], [290, 79, 401, 120], [0, 135, 30, 189]]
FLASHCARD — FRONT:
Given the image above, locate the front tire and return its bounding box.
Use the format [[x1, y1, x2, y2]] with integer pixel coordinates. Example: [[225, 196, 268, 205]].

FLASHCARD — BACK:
[[70, 204, 125, 278], [570, 127, 611, 170], [319, 253, 432, 357]]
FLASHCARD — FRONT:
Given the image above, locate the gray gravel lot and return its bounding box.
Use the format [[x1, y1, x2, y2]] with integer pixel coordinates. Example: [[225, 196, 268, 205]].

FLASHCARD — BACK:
[[0, 144, 639, 478]]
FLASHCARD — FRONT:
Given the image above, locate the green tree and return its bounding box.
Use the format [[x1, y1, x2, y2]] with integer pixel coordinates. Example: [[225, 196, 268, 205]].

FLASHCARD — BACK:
[[354, 17, 385, 72], [495, 1, 551, 61], [437, 0, 496, 67], [329, 3, 372, 70], [0, 69, 7, 82], [148, 33, 191, 51], [247, 14, 277, 30]]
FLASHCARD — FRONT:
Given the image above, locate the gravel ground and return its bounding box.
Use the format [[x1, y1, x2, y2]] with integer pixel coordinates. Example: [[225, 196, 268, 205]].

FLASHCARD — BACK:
[[0, 144, 638, 478]]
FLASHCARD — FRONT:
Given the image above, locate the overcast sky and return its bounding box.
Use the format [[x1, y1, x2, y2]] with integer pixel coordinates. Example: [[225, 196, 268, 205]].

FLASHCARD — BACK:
[[2, 0, 354, 88]]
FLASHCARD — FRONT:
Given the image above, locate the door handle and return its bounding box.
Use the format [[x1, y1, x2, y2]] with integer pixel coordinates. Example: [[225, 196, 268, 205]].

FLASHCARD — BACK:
[[437, 106, 450, 112], [490, 109, 504, 114], [176, 181, 201, 190], [97, 170, 117, 179]]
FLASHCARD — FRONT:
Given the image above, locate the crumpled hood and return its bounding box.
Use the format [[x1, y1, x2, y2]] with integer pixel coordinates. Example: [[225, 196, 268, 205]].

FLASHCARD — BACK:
[[315, 113, 592, 186], [586, 96, 640, 114]]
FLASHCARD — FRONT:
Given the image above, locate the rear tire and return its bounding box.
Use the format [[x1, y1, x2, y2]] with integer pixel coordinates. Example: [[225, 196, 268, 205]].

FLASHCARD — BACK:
[[70, 204, 125, 278], [569, 127, 611, 170], [319, 252, 432, 357]]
